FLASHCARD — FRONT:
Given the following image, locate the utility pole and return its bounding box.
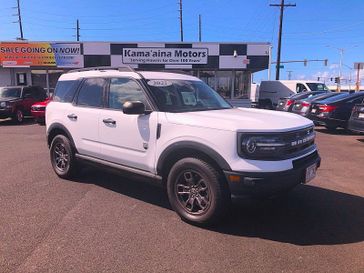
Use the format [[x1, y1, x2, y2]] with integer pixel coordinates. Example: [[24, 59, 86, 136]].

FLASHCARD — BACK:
[[179, 0, 184, 42], [76, 19, 80, 41], [287, 70, 293, 80], [270, 0, 296, 80], [198, 14, 202, 42], [14, 0, 24, 40]]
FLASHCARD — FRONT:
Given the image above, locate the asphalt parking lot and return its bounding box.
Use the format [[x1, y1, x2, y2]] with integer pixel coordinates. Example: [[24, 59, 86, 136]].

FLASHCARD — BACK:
[[0, 119, 363, 273]]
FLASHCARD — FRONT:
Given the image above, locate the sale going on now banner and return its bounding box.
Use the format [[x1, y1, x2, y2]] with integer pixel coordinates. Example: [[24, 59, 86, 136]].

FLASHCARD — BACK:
[[0, 42, 83, 68]]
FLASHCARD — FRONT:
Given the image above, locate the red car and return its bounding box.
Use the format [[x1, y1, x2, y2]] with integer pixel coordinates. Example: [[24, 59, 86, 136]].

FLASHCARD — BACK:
[[31, 98, 51, 124]]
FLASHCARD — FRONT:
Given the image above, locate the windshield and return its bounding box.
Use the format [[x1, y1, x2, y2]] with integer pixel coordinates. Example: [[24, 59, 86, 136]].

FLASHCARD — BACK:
[[147, 79, 232, 112], [0, 87, 21, 98], [306, 83, 329, 91]]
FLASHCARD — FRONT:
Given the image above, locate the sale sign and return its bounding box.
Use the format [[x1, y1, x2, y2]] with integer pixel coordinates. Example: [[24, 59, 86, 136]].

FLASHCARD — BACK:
[[0, 42, 83, 68]]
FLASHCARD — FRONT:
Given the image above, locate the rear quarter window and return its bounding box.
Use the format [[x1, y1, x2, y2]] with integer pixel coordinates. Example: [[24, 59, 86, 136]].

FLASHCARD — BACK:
[[53, 80, 79, 102]]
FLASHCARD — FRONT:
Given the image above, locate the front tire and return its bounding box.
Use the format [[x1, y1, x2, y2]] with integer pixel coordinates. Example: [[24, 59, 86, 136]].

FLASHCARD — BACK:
[[13, 109, 24, 123], [167, 157, 230, 225], [50, 135, 77, 179]]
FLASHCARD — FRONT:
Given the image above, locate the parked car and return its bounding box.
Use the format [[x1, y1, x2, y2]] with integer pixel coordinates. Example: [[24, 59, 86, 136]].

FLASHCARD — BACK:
[[348, 103, 364, 133], [0, 85, 47, 123], [276, 91, 328, 112], [291, 92, 347, 117], [259, 80, 329, 109], [46, 67, 320, 225], [308, 92, 364, 131], [31, 98, 51, 124]]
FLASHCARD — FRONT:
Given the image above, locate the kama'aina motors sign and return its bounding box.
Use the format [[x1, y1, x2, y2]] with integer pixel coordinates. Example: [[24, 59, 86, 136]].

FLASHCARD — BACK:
[[122, 48, 208, 65]]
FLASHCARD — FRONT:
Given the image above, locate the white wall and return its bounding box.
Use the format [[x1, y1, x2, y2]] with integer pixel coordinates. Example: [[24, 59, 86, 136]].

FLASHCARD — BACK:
[[0, 69, 12, 86], [0, 68, 32, 86]]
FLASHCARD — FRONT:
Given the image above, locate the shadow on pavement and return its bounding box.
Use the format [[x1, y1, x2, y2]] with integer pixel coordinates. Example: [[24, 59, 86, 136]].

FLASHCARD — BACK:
[[0, 118, 36, 126], [71, 167, 364, 246], [315, 127, 357, 136]]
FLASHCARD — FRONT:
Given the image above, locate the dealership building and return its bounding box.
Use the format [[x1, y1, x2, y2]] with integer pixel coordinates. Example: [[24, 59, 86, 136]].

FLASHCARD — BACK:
[[0, 41, 270, 105]]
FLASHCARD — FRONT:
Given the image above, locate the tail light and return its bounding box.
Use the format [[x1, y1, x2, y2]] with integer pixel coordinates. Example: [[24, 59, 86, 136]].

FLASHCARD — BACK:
[[301, 102, 310, 107], [318, 105, 337, 112], [285, 99, 294, 107]]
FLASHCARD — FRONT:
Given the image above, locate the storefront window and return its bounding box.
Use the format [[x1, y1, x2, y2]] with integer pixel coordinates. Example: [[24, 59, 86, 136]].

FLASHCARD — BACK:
[[234, 71, 251, 99]]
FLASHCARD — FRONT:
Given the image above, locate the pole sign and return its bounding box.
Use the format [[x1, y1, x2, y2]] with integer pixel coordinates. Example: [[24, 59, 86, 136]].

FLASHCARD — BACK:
[[122, 47, 208, 65], [354, 62, 364, 69], [0, 42, 83, 68]]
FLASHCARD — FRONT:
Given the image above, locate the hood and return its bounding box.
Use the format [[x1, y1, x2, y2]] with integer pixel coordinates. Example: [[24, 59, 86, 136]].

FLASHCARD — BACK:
[[32, 99, 50, 107], [0, 97, 19, 102], [165, 108, 313, 132]]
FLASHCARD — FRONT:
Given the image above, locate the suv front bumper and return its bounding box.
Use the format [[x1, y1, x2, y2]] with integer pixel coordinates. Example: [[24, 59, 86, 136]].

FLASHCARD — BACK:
[[0, 109, 13, 119], [224, 151, 321, 198]]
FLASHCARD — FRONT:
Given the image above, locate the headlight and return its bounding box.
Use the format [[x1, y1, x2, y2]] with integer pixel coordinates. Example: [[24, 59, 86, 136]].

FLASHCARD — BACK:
[[238, 128, 315, 160], [0, 102, 6, 107]]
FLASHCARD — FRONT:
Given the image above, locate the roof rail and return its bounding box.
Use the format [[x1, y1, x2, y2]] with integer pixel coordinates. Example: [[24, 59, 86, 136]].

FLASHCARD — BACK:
[[67, 65, 137, 74]]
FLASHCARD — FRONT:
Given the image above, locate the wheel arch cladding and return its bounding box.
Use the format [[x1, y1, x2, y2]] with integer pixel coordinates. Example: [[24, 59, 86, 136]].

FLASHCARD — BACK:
[[47, 123, 77, 151], [157, 141, 232, 177]]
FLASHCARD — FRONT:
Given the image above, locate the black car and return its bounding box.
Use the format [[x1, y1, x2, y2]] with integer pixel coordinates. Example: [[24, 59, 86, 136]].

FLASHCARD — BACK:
[[348, 103, 364, 133], [0, 86, 47, 123], [291, 92, 347, 117], [276, 91, 328, 112], [308, 92, 364, 131]]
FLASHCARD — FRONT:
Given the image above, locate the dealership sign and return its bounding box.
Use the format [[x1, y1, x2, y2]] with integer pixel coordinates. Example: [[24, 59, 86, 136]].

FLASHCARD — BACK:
[[0, 42, 83, 68], [122, 48, 208, 65]]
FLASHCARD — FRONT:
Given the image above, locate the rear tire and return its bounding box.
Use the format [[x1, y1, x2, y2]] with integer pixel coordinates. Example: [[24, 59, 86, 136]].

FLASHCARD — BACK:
[[50, 135, 77, 179], [167, 157, 230, 226]]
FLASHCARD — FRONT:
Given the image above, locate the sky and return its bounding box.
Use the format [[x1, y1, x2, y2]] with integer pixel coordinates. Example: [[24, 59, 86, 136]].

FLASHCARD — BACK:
[[1, 0, 364, 85]]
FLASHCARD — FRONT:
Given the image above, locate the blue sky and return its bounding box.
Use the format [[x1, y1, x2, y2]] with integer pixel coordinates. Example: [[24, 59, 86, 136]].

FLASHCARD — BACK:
[[1, 0, 363, 84]]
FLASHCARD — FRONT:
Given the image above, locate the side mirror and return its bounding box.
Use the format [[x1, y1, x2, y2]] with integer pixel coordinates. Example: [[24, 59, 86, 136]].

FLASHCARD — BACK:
[[123, 101, 146, 115]]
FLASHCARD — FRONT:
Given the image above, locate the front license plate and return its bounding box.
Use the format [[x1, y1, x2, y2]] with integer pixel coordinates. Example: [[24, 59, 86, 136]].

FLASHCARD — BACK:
[[305, 163, 317, 183], [358, 113, 364, 119]]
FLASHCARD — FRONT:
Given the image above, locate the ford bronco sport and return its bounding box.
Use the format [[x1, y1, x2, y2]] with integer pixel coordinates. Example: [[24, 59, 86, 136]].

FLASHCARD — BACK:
[[46, 67, 321, 225]]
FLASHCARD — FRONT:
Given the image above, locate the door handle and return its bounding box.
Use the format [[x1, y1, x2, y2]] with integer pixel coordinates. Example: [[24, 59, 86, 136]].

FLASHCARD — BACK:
[[103, 118, 116, 125], [67, 114, 77, 120]]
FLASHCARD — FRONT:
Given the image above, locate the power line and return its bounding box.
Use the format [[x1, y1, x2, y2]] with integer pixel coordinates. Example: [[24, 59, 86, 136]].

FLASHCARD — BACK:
[[270, 0, 296, 80]]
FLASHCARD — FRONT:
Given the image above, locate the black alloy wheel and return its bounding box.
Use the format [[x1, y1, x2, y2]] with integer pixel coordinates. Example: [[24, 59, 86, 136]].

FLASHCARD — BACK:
[[175, 169, 211, 215], [50, 135, 77, 178], [167, 157, 230, 225]]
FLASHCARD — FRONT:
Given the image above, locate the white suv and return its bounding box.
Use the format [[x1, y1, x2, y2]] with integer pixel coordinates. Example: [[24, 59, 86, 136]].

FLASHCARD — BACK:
[[46, 67, 321, 225]]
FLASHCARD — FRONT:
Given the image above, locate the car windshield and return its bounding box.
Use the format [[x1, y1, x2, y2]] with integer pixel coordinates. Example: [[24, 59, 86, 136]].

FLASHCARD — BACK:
[[306, 83, 329, 91], [0, 87, 21, 98], [147, 79, 232, 112], [316, 92, 351, 104]]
